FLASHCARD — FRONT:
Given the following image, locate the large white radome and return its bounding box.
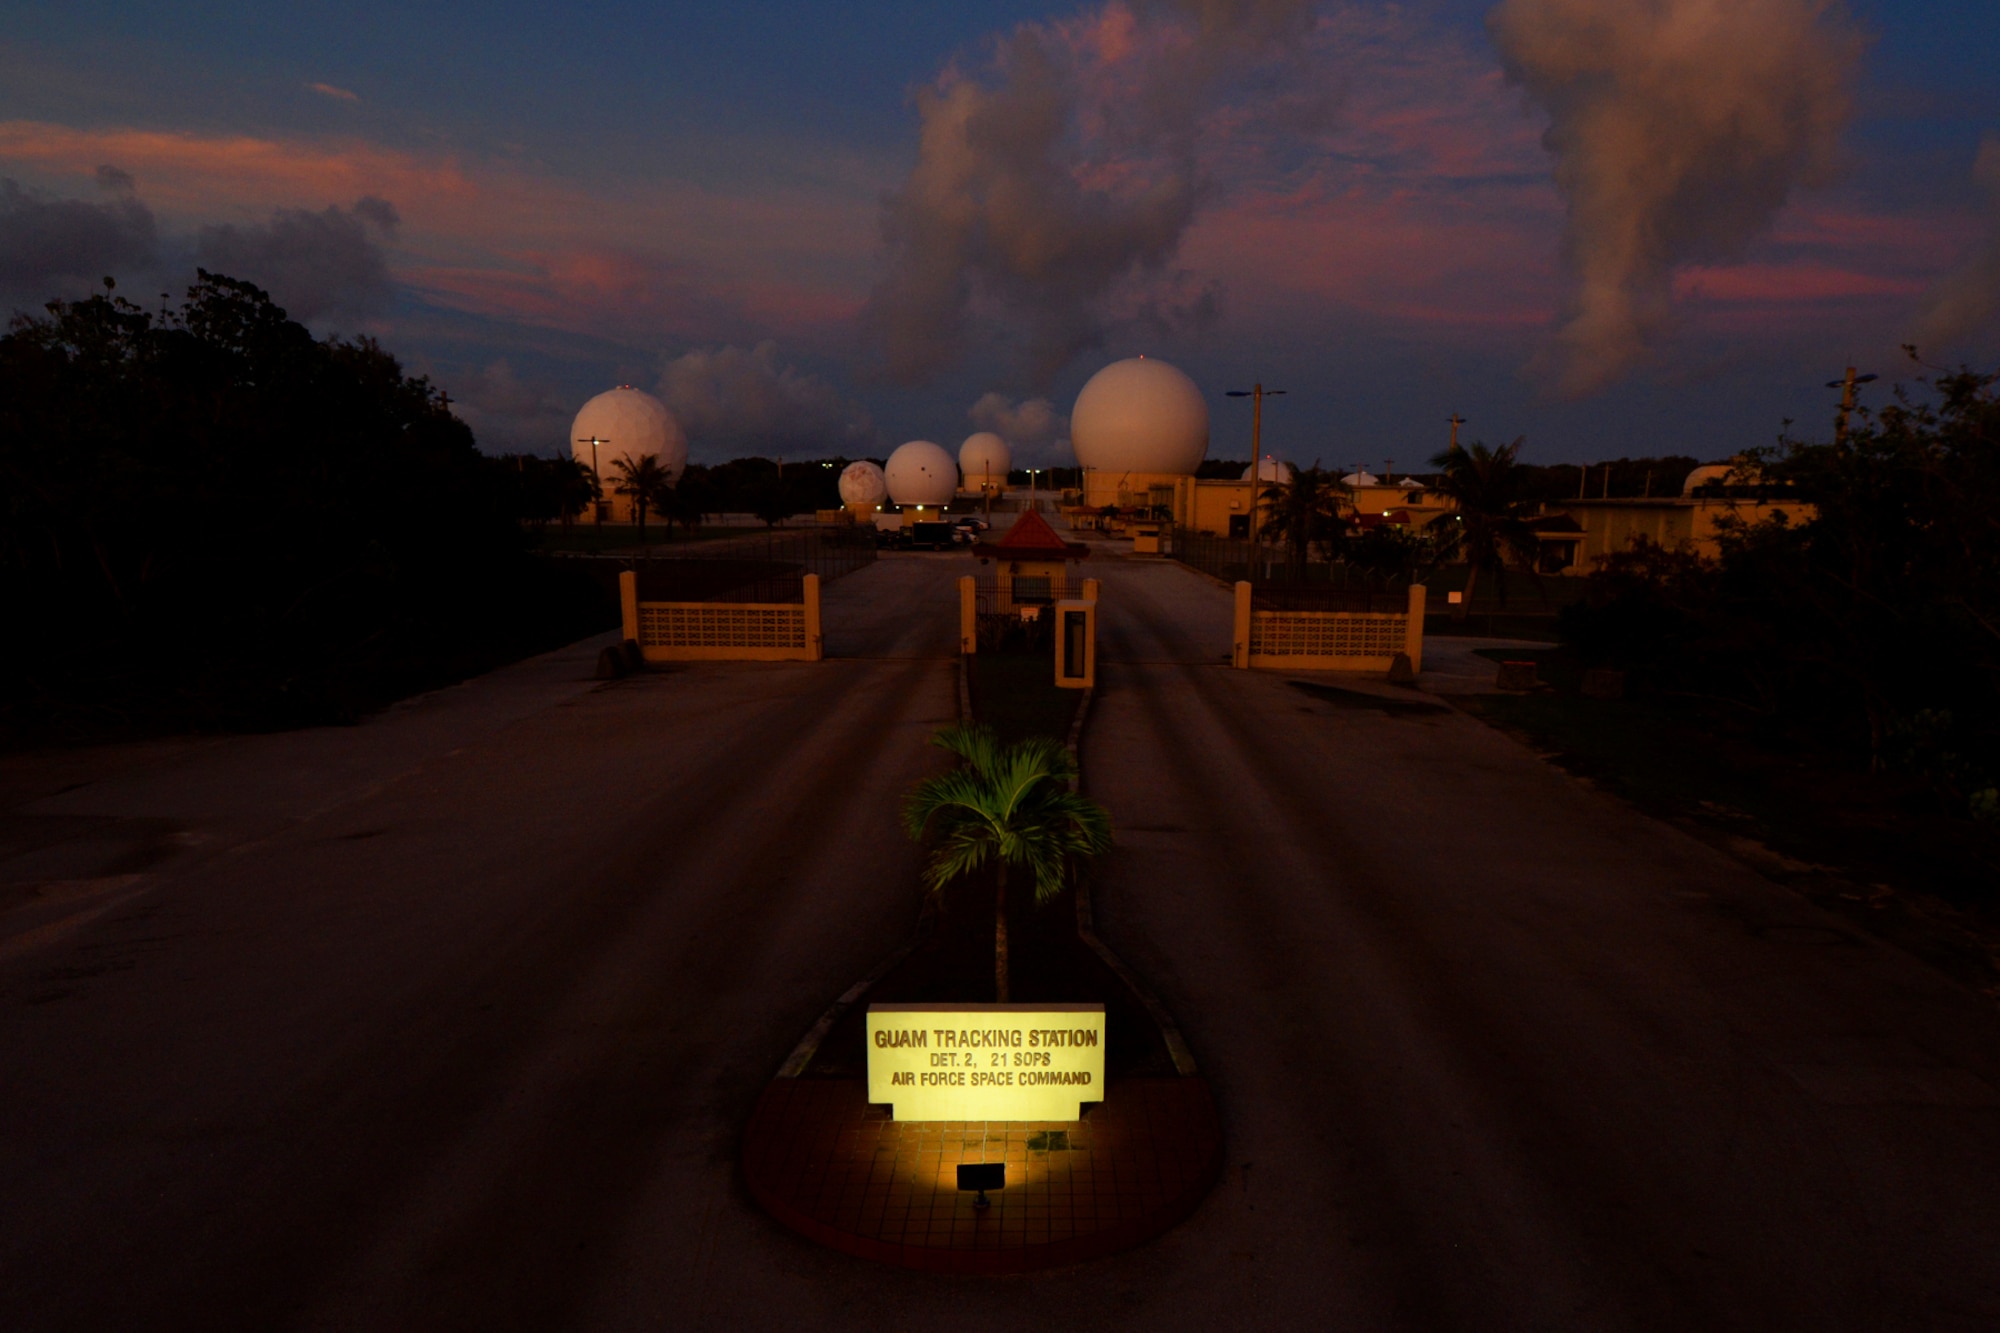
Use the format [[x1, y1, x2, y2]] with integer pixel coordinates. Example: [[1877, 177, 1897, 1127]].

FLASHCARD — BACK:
[[958, 432, 1012, 486], [1070, 357, 1208, 475], [885, 440, 958, 506], [838, 460, 888, 508], [569, 386, 687, 482]]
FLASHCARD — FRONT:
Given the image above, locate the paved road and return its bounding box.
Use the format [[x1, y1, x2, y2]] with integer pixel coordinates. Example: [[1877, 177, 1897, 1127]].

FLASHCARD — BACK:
[[1082, 554, 2000, 1330], [0, 558, 967, 1330], [2, 549, 1997, 1330]]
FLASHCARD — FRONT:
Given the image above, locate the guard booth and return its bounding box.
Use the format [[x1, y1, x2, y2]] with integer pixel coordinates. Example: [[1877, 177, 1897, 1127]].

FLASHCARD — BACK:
[[964, 510, 1092, 653]]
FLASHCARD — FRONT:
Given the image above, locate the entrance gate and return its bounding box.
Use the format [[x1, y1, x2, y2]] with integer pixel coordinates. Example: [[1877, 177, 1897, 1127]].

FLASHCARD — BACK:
[[1232, 581, 1426, 674]]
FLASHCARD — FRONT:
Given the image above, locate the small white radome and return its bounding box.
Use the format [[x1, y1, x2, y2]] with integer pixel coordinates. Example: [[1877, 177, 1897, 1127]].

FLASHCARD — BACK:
[[838, 459, 888, 507], [958, 432, 1012, 486]]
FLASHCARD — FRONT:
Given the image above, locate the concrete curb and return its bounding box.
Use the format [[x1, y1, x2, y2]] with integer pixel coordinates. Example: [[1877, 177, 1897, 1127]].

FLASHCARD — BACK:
[[771, 653, 1198, 1080], [1066, 682, 1201, 1077]]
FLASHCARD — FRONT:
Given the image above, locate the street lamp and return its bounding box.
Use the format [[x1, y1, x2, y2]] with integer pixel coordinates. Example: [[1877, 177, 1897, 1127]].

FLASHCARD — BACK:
[[577, 435, 610, 527], [1825, 366, 1878, 445], [1225, 384, 1285, 571]]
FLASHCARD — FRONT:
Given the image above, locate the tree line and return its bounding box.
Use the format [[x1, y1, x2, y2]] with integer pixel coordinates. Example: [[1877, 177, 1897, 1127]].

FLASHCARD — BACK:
[[1562, 358, 2000, 826], [490, 454, 854, 535], [0, 274, 609, 743]]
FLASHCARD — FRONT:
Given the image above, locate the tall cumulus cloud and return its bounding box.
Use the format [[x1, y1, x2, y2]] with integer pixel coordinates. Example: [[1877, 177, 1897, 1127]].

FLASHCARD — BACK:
[[864, 0, 1326, 386], [1914, 134, 2000, 354], [1488, 0, 1866, 396], [659, 341, 879, 459]]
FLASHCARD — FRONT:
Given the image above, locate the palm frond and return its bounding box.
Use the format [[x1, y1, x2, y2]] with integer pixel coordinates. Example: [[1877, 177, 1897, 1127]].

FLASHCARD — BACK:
[[903, 724, 1112, 901]]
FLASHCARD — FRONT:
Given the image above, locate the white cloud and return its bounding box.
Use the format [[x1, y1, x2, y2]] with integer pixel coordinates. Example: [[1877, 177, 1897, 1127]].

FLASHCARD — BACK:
[[1489, 0, 1865, 395]]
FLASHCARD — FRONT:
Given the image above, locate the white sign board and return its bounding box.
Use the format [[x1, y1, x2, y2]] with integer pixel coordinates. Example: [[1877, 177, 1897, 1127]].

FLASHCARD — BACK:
[[866, 1002, 1106, 1122]]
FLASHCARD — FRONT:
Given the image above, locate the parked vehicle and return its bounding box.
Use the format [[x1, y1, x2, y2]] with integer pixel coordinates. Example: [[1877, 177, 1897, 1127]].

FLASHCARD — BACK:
[[907, 520, 958, 551]]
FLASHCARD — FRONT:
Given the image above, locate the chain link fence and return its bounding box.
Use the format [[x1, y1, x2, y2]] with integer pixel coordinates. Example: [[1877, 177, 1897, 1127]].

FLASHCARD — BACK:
[[563, 525, 876, 604], [1173, 531, 1410, 611]]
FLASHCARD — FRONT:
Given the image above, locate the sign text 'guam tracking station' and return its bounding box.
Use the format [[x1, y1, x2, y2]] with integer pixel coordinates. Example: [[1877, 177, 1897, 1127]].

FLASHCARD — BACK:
[[866, 1003, 1107, 1121]]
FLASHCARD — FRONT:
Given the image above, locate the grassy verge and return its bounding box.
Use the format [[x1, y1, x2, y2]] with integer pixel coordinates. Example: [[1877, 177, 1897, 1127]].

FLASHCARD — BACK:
[[801, 649, 1164, 1079], [966, 649, 1082, 745], [1460, 646, 2000, 996], [1424, 612, 1562, 642]]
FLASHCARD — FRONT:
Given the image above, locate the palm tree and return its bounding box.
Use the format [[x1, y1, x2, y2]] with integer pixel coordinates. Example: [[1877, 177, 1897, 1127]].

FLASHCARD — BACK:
[[1424, 437, 1542, 618], [903, 724, 1113, 1003], [551, 457, 597, 529], [610, 455, 674, 543], [1257, 462, 1351, 567]]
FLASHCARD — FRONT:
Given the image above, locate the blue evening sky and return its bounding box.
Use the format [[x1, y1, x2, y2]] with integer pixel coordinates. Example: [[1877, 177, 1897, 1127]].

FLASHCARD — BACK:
[[1, 0, 1996, 467]]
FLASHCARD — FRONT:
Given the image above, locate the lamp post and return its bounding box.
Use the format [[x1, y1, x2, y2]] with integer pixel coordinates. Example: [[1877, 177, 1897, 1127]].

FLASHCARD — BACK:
[[577, 435, 610, 527], [1225, 384, 1285, 574], [1825, 366, 1877, 445]]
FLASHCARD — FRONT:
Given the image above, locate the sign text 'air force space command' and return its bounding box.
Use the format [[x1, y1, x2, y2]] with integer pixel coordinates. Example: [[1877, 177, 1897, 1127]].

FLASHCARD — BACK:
[[865, 1003, 1106, 1121]]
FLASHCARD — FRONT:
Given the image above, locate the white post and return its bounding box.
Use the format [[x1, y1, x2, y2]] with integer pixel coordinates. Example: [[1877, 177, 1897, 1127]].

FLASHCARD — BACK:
[[804, 573, 823, 661], [1233, 581, 1252, 670], [1404, 584, 1426, 675]]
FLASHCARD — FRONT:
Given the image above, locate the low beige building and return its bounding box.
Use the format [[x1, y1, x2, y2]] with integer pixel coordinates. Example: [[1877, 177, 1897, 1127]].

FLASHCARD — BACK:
[[1087, 468, 1454, 539], [1533, 465, 1812, 573]]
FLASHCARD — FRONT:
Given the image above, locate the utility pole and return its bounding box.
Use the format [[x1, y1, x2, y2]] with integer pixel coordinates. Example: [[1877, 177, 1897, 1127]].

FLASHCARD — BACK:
[[1448, 414, 1466, 450], [577, 435, 610, 527], [1225, 383, 1286, 567], [1825, 365, 1878, 445]]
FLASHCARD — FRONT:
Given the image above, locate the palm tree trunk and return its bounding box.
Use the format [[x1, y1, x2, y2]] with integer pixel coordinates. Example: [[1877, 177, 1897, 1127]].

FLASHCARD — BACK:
[[1455, 561, 1478, 621], [994, 862, 1010, 1004]]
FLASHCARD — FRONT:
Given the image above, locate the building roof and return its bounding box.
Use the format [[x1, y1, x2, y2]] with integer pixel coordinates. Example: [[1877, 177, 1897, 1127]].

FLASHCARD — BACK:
[[973, 509, 1090, 561]]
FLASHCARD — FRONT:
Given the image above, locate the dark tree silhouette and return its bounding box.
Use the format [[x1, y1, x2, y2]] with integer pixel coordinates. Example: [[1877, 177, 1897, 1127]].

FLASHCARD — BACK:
[[1424, 438, 1542, 618], [0, 271, 607, 741]]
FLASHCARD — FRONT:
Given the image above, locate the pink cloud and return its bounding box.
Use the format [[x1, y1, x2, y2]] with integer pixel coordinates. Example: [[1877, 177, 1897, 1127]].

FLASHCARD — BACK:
[[0, 119, 876, 341], [0, 120, 477, 216], [1674, 262, 1926, 305]]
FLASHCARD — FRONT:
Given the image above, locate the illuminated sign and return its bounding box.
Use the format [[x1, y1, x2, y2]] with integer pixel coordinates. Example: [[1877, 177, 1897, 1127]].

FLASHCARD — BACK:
[[866, 1003, 1106, 1122]]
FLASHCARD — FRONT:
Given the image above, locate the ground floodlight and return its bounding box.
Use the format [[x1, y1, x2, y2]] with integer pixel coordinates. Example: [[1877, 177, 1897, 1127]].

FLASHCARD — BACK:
[[957, 1162, 1005, 1209]]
